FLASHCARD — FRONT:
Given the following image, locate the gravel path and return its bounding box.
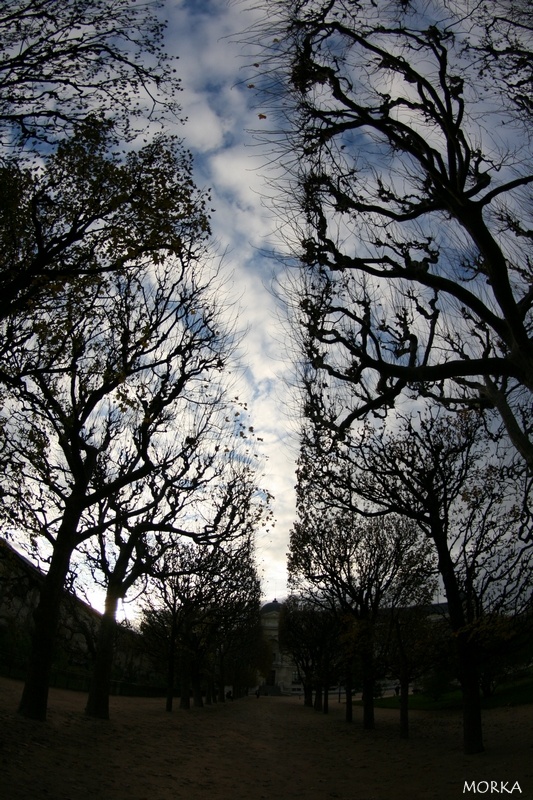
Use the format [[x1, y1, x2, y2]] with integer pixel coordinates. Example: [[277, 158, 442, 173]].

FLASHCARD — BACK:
[[1, 677, 532, 799]]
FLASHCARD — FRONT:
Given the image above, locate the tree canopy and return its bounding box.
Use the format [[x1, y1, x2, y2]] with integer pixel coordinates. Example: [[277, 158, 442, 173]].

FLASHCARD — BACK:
[[0, 0, 179, 146]]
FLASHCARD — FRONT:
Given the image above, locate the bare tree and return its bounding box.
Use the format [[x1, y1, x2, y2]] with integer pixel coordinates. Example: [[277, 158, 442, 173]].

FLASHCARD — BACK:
[[301, 405, 533, 752], [0, 0, 271, 725], [278, 595, 342, 712], [0, 227, 244, 720], [461, 0, 533, 122], [278, 596, 319, 707], [141, 536, 265, 712], [82, 434, 269, 719], [380, 605, 448, 739], [247, 0, 533, 467], [288, 494, 435, 730]]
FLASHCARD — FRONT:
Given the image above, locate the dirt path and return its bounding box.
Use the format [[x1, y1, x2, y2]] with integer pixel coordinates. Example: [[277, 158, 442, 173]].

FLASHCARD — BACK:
[[1, 677, 532, 799]]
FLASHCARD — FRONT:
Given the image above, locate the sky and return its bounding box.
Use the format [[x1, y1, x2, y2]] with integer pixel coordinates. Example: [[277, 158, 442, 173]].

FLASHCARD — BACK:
[[158, 0, 297, 602]]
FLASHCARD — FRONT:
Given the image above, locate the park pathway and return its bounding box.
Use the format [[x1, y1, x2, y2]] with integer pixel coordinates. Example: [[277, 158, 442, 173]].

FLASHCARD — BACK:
[[1, 678, 532, 800]]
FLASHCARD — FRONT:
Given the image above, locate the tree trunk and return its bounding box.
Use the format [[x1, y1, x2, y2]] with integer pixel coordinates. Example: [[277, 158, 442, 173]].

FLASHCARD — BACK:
[[313, 684, 323, 711], [345, 663, 353, 723], [180, 651, 191, 710], [218, 651, 225, 703], [304, 682, 313, 707], [457, 634, 484, 755], [192, 663, 203, 708], [399, 675, 409, 740], [85, 588, 120, 719], [361, 651, 375, 730], [323, 681, 329, 714], [166, 686, 174, 712], [193, 685, 203, 707], [165, 630, 176, 712], [395, 617, 410, 739], [18, 532, 75, 720], [433, 524, 484, 754]]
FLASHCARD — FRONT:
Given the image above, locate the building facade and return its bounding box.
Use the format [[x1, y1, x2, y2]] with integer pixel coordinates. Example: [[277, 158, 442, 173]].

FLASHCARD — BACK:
[[259, 599, 302, 695], [0, 538, 157, 689]]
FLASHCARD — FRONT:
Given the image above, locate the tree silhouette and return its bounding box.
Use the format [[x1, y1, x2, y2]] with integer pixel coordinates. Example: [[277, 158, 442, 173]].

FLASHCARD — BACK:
[[380, 604, 448, 739], [247, 0, 533, 467], [279, 595, 342, 711], [82, 433, 267, 720], [1, 223, 246, 720], [0, 0, 185, 323], [0, 122, 209, 322], [288, 474, 435, 730], [141, 536, 265, 711], [0, 0, 179, 145], [300, 405, 533, 752]]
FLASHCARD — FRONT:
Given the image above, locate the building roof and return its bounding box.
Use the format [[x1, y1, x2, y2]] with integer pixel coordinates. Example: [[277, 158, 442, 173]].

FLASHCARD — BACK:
[[0, 537, 102, 620], [261, 599, 282, 614]]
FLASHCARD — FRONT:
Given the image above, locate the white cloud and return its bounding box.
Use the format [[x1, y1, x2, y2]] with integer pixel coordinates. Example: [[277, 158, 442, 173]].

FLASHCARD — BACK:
[[182, 97, 229, 152], [162, 0, 297, 600]]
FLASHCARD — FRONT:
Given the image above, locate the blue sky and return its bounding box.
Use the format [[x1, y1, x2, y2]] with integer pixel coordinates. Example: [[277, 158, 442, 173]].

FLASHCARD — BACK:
[[159, 0, 297, 601]]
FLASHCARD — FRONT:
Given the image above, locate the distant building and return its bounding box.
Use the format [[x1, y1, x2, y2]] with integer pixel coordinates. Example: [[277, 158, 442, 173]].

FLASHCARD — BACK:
[[259, 599, 302, 695]]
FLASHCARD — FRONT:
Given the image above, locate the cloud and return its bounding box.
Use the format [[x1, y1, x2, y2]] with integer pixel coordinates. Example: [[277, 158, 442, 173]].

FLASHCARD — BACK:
[[162, 0, 297, 600], [182, 97, 229, 152]]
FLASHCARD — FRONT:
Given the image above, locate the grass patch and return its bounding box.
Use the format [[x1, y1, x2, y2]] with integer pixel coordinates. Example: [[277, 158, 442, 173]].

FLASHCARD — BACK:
[[480, 675, 533, 709], [371, 691, 462, 711], [370, 674, 533, 712]]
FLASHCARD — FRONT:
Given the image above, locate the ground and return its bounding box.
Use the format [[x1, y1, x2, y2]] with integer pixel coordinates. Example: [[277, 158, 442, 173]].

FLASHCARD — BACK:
[[1, 676, 532, 799]]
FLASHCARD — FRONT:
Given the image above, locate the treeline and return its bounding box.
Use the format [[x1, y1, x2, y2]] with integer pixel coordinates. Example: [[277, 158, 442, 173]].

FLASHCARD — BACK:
[[0, 538, 270, 706], [279, 595, 533, 741]]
